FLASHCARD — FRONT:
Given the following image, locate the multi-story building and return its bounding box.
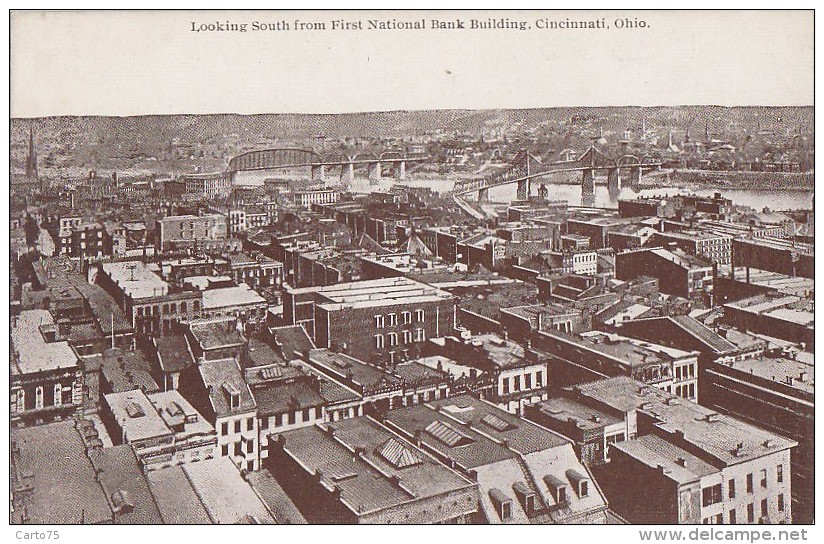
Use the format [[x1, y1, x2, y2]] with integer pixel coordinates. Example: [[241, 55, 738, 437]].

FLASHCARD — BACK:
[[102, 388, 218, 470], [157, 213, 228, 251], [536, 329, 700, 402], [722, 294, 814, 350], [383, 395, 610, 524], [11, 310, 84, 427], [652, 230, 733, 265], [180, 172, 232, 200], [283, 277, 456, 365], [616, 247, 714, 303], [201, 284, 269, 332], [214, 251, 283, 290], [228, 208, 247, 233], [293, 188, 340, 208], [305, 348, 450, 414], [96, 261, 203, 337], [425, 333, 549, 414], [179, 357, 260, 472], [703, 353, 813, 523], [266, 416, 480, 524], [573, 377, 795, 524]]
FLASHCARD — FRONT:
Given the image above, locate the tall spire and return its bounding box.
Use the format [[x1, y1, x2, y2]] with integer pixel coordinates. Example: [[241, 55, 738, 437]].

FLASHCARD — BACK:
[[25, 126, 38, 180]]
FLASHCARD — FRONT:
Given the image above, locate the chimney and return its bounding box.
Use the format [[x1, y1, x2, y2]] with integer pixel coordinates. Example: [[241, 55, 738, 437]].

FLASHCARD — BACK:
[[675, 457, 687, 467]]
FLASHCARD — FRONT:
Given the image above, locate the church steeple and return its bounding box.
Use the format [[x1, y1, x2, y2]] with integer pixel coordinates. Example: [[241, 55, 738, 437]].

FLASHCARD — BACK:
[[25, 126, 38, 180]]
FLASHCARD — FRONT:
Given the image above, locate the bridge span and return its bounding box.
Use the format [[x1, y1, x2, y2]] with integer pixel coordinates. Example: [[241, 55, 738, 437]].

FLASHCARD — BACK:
[[227, 148, 428, 183], [453, 146, 663, 201]]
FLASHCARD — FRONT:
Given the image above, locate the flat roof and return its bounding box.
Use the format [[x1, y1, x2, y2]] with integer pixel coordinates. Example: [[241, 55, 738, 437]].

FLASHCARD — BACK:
[[189, 317, 247, 350], [102, 261, 169, 300], [532, 396, 622, 431], [246, 470, 307, 524], [723, 355, 814, 396], [155, 335, 194, 373], [149, 389, 215, 437], [252, 379, 326, 416], [11, 421, 112, 524], [105, 389, 174, 442], [202, 284, 266, 309], [308, 348, 401, 391], [182, 457, 275, 524], [88, 445, 164, 524], [98, 347, 160, 394], [574, 376, 797, 466], [291, 277, 453, 311], [430, 395, 570, 453], [612, 434, 717, 485], [146, 466, 212, 524], [11, 310, 79, 376]]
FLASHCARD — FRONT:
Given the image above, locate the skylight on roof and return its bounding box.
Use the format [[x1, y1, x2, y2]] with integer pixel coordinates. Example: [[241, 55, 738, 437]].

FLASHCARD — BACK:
[[377, 438, 423, 469], [425, 420, 474, 447], [481, 413, 516, 432]]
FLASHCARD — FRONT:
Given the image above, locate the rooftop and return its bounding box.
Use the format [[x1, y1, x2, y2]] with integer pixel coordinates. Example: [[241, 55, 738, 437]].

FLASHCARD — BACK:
[[202, 284, 267, 310], [88, 445, 164, 524], [145, 466, 212, 524], [531, 396, 623, 432], [98, 348, 160, 394], [251, 378, 326, 417], [290, 277, 454, 311], [612, 434, 718, 485], [188, 317, 247, 351], [574, 376, 797, 466], [101, 261, 169, 300], [721, 354, 814, 396], [105, 389, 174, 443], [246, 470, 307, 524], [11, 421, 112, 524], [277, 418, 473, 517], [182, 457, 275, 524], [199, 357, 257, 415], [155, 335, 194, 373], [11, 309, 79, 376]]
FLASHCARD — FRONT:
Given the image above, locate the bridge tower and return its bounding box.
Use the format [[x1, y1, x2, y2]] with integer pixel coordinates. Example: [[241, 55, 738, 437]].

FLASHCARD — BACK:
[[311, 164, 326, 182], [396, 160, 406, 180], [581, 145, 597, 198], [340, 158, 355, 184], [368, 161, 382, 182], [607, 167, 621, 196], [629, 166, 642, 192]]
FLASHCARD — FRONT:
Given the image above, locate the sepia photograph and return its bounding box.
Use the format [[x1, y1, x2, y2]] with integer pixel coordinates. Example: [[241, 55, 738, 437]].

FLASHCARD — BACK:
[[6, 8, 815, 534]]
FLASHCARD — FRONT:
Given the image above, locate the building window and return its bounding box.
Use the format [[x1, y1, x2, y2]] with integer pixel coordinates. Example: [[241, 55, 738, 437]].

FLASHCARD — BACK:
[[761, 499, 768, 518], [261, 418, 269, 430], [403, 330, 412, 344], [728, 479, 736, 499], [375, 334, 385, 349], [54, 384, 62, 406], [288, 411, 296, 425], [778, 494, 785, 512], [579, 481, 588, 498], [702, 484, 722, 507], [35, 386, 44, 409], [302, 408, 311, 422], [760, 469, 767, 488], [247, 417, 254, 431], [247, 440, 254, 454], [747, 503, 755, 523], [402, 311, 412, 324], [388, 332, 398, 347], [777, 464, 784, 483], [222, 422, 228, 435], [746, 473, 754, 493], [729, 509, 736, 524], [247, 460, 254, 472], [415, 309, 425, 322], [222, 444, 229, 456], [502, 377, 510, 395], [315, 406, 322, 420], [275, 413, 282, 427], [374, 315, 385, 328], [525, 374, 532, 390], [234, 442, 242, 456], [514, 376, 521, 392], [234, 420, 241, 433], [536, 371, 543, 388], [415, 328, 425, 342], [388, 313, 398, 326]]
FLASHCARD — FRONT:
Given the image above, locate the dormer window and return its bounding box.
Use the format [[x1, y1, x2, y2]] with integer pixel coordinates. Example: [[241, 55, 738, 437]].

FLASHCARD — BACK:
[[566, 469, 590, 498], [544, 474, 569, 504], [512, 481, 536, 514], [489, 488, 512, 521]]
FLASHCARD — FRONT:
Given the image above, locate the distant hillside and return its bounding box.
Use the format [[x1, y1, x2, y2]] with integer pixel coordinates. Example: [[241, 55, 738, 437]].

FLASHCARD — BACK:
[[10, 106, 813, 177]]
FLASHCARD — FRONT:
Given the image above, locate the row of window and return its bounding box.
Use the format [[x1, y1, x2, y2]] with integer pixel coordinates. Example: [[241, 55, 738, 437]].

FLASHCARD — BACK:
[[220, 416, 255, 435], [135, 300, 200, 317], [501, 371, 544, 395], [221, 439, 255, 457], [374, 310, 425, 328], [375, 329, 426, 348], [702, 495, 785, 524], [674, 364, 696, 380], [703, 465, 785, 510], [674, 382, 696, 400], [260, 406, 323, 429]]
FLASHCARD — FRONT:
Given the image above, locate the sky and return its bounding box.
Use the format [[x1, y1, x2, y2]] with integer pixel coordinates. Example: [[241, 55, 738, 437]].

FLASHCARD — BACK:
[[10, 10, 814, 118]]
